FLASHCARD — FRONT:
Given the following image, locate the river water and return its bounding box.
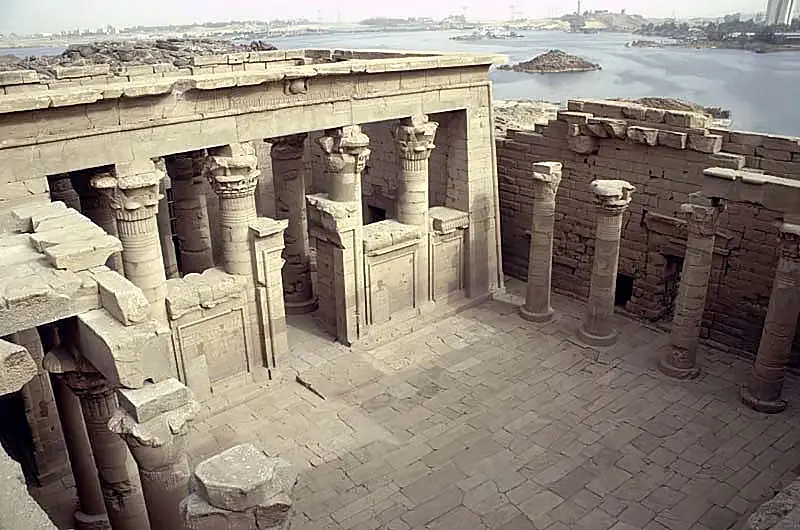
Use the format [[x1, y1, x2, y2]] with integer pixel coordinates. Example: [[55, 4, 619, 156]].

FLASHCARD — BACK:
[[5, 30, 800, 135]]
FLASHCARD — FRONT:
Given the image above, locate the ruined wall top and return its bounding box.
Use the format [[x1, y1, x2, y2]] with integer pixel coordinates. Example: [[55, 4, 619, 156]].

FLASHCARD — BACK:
[[0, 43, 504, 115]]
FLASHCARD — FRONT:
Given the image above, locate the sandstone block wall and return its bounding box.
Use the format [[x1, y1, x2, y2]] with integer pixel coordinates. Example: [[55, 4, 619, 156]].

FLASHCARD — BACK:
[[497, 99, 800, 357]]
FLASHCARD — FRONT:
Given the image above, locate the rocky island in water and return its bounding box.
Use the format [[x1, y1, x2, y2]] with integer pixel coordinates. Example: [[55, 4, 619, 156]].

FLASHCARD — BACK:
[[498, 49, 601, 74]]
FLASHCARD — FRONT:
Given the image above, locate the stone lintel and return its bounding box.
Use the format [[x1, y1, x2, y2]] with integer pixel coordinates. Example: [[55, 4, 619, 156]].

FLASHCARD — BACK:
[[117, 378, 191, 424], [363, 220, 423, 254], [76, 308, 172, 389], [429, 206, 470, 235], [249, 218, 289, 240], [0, 339, 38, 395], [702, 167, 800, 214]]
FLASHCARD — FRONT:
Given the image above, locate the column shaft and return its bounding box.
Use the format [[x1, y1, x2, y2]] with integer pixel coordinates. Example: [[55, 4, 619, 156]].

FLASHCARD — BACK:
[[659, 201, 721, 379], [521, 163, 561, 322], [270, 134, 316, 313], [204, 143, 261, 277], [49, 174, 82, 210], [578, 180, 635, 347], [92, 161, 168, 323], [52, 376, 109, 529], [167, 152, 214, 274], [68, 374, 151, 530], [742, 223, 800, 413], [156, 177, 179, 279]]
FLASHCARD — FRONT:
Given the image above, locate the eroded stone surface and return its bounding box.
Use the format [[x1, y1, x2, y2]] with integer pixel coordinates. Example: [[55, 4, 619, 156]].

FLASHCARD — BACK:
[[0, 338, 37, 394], [194, 443, 297, 512]]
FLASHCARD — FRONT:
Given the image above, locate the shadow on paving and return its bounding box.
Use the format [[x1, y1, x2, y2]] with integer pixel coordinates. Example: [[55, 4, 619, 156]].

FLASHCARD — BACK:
[[187, 281, 800, 530]]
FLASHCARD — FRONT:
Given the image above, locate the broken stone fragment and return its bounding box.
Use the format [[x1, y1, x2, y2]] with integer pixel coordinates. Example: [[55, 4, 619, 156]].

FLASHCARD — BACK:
[[0, 339, 38, 395], [688, 133, 723, 154], [627, 126, 659, 146]]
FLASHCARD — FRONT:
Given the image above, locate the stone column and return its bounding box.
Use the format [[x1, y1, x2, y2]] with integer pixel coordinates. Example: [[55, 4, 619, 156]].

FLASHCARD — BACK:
[[166, 151, 215, 274], [182, 443, 296, 530], [92, 160, 168, 323], [155, 165, 179, 280], [578, 180, 635, 347], [203, 143, 260, 277], [268, 133, 316, 314], [741, 222, 800, 413], [520, 162, 562, 323], [72, 172, 124, 275], [108, 379, 197, 530], [394, 115, 438, 303], [50, 372, 110, 530], [48, 173, 82, 210], [309, 126, 371, 345], [57, 364, 151, 530], [659, 198, 723, 379]]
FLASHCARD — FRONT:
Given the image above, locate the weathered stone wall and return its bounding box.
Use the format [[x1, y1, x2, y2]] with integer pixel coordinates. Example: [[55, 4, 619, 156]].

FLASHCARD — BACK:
[[497, 99, 800, 357], [361, 120, 400, 220]]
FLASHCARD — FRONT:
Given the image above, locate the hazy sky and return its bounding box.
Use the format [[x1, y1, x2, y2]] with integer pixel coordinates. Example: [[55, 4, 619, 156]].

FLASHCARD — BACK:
[[2, 0, 769, 34]]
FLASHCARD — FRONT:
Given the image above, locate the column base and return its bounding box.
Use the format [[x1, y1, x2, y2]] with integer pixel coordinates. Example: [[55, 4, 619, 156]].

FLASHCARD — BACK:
[[741, 384, 787, 414], [284, 297, 318, 315], [74, 510, 110, 530], [519, 305, 554, 323], [577, 324, 618, 347], [658, 355, 700, 380]]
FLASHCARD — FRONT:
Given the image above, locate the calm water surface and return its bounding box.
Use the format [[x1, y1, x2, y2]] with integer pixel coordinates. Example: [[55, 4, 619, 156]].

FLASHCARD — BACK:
[[6, 30, 800, 135]]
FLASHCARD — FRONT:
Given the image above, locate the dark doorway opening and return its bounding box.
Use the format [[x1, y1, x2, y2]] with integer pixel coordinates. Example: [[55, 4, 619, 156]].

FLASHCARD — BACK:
[[615, 274, 635, 307], [366, 205, 387, 225], [663, 255, 684, 321], [0, 391, 38, 486]]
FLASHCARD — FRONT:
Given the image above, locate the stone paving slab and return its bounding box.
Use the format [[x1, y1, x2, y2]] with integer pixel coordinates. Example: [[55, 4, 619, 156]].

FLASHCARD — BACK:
[[188, 278, 800, 530]]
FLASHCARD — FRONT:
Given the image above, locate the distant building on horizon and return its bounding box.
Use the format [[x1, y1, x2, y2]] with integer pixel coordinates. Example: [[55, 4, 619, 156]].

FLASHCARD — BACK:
[[766, 0, 797, 24]]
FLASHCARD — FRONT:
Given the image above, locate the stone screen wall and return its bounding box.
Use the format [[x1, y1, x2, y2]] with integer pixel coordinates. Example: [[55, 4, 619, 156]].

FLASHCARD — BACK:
[[497, 100, 800, 358]]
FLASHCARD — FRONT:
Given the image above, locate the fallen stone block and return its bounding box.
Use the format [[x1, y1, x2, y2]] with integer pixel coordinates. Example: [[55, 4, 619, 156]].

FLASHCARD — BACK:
[[0, 339, 38, 395], [44, 235, 122, 272], [91, 266, 150, 326]]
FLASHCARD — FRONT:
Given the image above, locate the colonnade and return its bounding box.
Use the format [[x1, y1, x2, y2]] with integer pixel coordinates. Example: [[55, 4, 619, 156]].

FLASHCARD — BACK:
[[520, 164, 798, 414]]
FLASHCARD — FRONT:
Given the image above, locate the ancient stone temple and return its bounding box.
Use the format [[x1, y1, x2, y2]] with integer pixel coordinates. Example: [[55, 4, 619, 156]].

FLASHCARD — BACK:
[[0, 46, 504, 529]]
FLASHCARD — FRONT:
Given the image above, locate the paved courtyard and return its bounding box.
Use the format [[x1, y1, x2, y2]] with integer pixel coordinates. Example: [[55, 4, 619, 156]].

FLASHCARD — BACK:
[[186, 278, 800, 530]]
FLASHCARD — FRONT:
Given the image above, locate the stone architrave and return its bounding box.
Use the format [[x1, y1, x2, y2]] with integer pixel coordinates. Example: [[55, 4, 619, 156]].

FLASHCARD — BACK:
[[48, 173, 82, 210], [108, 379, 197, 530], [578, 179, 635, 347], [91, 160, 168, 322], [741, 222, 800, 413], [659, 198, 723, 379], [520, 162, 562, 323], [51, 357, 151, 530], [394, 115, 438, 303], [72, 171, 124, 274], [203, 142, 261, 277], [166, 151, 215, 274], [155, 162, 179, 280], [268, 133, 317, 314], [310, 126, 371, 345], [181, 443, 297, 530]]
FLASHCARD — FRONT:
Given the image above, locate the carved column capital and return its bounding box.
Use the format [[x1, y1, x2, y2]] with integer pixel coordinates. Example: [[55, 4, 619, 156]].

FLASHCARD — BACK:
[[203, 143, 260, 199], [679, 202, 721, 238], [165, 150, 206, 184], [394, 115, 438, 162], [531, 162, 563, 203], [91, 160, 164, 222], [778, 223, 800, 262], [49, 173, 74, 192], [317, 125, 371, 173], [590, 179, 635, 215], [267, 133, 308, 161]]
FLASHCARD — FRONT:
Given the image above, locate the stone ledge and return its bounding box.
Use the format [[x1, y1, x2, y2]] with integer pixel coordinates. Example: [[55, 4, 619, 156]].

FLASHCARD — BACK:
[[429, 206, 470, 234], [363, 220, 423, 253], [165, 268, 248, 319]]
